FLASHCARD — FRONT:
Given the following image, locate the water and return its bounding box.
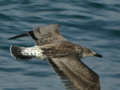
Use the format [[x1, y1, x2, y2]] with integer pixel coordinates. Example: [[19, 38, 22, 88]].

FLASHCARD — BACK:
[[0, 0, 120, 90]]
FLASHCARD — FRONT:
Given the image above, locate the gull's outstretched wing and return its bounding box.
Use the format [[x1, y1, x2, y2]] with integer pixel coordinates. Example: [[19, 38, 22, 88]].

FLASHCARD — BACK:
[[48, 56, 100, 90], [48, 59, 76, 90], [8, 24, 65, 45]]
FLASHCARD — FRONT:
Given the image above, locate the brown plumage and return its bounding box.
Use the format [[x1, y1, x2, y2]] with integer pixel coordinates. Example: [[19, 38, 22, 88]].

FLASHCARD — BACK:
[[9, 24, 102, 90], [40, 41, 82, 58]]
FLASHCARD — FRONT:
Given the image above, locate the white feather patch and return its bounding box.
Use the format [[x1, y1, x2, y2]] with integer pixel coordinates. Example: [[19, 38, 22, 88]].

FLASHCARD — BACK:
[[21, 46, 47, 60]]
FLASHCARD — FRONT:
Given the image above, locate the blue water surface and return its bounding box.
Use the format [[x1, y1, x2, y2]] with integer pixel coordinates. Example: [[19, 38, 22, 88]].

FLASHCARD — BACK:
[[0, 0, 120, 90]]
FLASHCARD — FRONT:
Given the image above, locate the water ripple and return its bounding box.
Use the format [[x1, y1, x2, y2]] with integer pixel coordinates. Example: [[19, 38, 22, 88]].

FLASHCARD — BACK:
[[0, 0, 119, 90]]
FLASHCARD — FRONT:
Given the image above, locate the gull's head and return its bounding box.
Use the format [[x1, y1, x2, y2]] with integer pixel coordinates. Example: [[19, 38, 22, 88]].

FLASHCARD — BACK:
[[82, 48, 102, 58]]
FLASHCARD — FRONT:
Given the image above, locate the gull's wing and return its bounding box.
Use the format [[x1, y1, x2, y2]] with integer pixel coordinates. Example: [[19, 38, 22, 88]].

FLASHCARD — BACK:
[[48, 56, 100, 90], [48, 59, 76, 90], [8, 24, 65, 45]]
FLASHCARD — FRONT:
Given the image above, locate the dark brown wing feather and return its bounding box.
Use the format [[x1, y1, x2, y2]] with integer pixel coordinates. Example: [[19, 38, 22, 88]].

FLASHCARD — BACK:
[[48, 59, 77, 90], [41, 41, 79, 58], [49, 56, 100, 90], [8, 24, 65, 45]]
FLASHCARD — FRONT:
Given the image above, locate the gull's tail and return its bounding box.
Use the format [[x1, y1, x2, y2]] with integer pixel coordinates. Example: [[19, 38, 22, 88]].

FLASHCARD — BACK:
[[10, 45, 33, 59]]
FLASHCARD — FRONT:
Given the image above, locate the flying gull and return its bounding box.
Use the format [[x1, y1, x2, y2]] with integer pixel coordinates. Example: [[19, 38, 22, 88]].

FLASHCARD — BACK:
[[8, 24, 102, 90]]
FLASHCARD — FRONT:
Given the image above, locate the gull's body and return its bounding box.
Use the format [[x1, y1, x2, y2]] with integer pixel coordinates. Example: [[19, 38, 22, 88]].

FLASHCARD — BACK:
[[9, 24, 102, 90]]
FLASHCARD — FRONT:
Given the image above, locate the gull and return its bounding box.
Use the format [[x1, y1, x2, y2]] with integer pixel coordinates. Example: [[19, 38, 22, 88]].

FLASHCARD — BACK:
[[8, 24, 102, 90]]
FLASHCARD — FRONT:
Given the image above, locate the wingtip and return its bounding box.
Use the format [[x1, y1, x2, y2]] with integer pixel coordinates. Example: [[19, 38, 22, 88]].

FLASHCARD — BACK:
[[8, 33, 29, 40], [8, 37, 14, 40]]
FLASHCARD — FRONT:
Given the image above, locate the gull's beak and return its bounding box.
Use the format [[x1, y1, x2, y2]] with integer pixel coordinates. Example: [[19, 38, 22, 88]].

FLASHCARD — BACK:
[[94, 53, 103, 58]]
